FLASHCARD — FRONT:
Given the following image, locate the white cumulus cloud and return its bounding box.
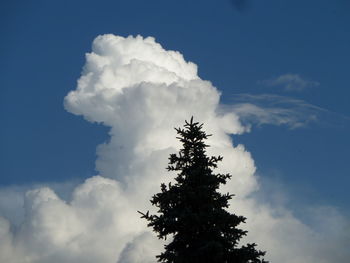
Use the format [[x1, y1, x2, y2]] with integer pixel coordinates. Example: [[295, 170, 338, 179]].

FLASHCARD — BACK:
[[0, 34, 348, 263]]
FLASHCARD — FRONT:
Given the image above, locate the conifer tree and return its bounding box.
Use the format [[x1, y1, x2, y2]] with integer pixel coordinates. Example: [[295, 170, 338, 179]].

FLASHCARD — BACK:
[[139, 117, 267, 263]]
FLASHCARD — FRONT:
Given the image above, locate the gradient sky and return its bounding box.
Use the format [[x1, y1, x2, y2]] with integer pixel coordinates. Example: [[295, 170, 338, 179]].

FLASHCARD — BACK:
[[1, 0, 349, 217]]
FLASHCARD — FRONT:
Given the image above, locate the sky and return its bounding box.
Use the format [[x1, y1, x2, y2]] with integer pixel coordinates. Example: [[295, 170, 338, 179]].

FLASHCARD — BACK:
[[1, 0, 350, 262]]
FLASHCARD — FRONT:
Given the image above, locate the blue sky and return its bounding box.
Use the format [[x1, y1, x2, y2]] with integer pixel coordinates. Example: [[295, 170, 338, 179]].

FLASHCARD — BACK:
[[1, 1, 350, 262], [1, 0, 350, 215]]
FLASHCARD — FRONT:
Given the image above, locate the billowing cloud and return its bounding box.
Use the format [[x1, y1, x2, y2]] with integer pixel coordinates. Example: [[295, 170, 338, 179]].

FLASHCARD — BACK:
[[260, 74, 320, 91], [0, 35, 349, 263]]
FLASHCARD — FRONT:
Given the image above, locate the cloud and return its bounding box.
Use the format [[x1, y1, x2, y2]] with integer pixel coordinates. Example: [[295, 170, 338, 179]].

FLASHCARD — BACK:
[[117, 232, 163, 263], [0, 35, 349, 263], [223, 93, 330, 129], [260, 74, 320, 92]]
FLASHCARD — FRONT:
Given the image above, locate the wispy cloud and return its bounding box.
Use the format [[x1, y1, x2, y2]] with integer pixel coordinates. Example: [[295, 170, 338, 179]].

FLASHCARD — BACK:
[[222, 93, 332, 129], [260, 74, 320, 92]]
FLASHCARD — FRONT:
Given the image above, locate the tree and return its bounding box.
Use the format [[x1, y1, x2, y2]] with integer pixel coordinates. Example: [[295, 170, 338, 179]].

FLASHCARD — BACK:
[[139, 117, 267, 263]]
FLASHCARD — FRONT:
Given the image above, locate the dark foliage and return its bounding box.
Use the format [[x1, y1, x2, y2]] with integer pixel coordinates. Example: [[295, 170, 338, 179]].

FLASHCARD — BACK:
[[139, 117, 267, 263]]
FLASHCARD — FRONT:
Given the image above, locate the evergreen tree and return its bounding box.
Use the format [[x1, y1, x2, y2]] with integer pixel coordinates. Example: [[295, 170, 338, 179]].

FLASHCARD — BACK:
[[139, 118, 267, 263]]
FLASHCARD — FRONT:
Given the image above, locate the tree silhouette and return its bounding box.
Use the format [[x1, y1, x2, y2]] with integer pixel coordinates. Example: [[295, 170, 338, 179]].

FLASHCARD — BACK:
[[139, 117, 267, 262]]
